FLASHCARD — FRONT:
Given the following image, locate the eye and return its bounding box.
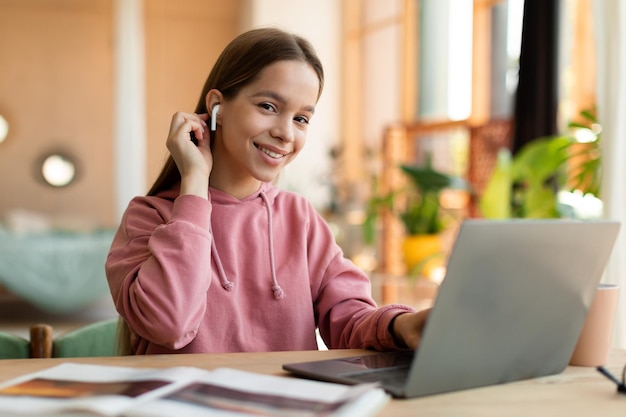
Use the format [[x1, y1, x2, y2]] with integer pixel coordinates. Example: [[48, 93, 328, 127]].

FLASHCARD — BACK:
[[258, 102, 277, 112], [294, 115, 310, 125]]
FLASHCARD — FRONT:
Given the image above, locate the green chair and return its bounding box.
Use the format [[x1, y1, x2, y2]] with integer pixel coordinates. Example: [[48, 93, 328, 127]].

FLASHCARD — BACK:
[[0, 331, 30, 359], [52, 318, 120, 358]]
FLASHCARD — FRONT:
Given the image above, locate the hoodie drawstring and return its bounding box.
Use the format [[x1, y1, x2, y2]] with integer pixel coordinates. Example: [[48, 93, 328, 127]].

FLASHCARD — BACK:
[[260, 192, 286, 300], [209, 190, 285, 300], [211, 238, 235, 292]]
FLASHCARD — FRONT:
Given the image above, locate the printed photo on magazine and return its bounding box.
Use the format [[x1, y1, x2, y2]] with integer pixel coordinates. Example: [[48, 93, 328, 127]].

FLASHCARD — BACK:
[[127, 368, 389, 417], [0, 363, 205, 416]]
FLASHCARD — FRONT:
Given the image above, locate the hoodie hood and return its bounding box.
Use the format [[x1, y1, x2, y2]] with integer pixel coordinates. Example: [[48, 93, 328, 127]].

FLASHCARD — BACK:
[[154, 181, 279, 205], [208, 181, 279, 205]]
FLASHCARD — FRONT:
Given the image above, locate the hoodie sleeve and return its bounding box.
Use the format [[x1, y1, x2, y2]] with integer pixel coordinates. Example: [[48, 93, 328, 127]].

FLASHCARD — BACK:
[[304, 205, 415, 351], [106, 194, 213, 350], [315, 253, 415, 351]]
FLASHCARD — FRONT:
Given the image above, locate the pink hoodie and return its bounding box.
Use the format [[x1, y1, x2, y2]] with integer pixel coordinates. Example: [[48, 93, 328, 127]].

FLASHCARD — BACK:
[[106, 182, 414, 354]]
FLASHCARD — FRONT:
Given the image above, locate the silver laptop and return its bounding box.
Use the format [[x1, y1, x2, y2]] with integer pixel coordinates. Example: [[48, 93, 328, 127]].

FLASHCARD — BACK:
[[283, 219, 620, 398]]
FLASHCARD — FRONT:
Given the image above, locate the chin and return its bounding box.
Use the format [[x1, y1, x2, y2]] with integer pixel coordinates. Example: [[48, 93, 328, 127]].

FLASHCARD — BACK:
[[254, 171, 280, 183]]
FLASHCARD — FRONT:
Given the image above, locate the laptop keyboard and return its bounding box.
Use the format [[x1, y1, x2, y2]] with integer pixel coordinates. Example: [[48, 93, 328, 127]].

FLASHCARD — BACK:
[[341, 366, 410, 388]]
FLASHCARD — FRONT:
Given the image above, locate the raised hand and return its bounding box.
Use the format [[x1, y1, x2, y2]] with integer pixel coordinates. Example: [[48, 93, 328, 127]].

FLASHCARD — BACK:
[[166, 112, 212, 198]]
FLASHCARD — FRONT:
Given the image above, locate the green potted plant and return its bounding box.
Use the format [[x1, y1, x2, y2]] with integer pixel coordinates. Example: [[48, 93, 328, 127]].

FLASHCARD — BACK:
[[365, 154, 463, 276], [479, 109, 601, 219]]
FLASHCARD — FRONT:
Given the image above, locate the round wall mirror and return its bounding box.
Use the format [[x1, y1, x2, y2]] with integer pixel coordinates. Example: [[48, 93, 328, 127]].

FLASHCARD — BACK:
[[40, 153, 78, 187]]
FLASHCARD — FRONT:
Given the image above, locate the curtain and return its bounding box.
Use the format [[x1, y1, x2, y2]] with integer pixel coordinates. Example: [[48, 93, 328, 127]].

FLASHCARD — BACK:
[[592, 0, 626, 348], [512, 0, 559, 154]]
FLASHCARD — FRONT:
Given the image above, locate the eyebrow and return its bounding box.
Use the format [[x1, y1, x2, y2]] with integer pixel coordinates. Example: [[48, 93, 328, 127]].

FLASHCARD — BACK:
[[252, 90, 316, 114]]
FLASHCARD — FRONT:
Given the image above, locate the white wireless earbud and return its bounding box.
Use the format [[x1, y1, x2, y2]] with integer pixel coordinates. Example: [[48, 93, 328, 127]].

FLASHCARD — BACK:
[[211, 104, 220, 132]]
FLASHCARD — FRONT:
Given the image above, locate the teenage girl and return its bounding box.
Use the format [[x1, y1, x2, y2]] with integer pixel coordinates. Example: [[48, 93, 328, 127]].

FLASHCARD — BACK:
[[106, 27, 429, 355]]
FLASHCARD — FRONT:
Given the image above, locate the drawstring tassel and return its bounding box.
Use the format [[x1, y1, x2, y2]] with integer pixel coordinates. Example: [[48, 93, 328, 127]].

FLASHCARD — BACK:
[[272, 284, 285, 300], [212, 237, 235, 292]]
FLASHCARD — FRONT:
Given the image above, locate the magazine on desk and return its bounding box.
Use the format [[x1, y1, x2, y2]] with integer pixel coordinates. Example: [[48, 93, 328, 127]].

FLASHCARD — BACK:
[[0, 363, 389, 417]]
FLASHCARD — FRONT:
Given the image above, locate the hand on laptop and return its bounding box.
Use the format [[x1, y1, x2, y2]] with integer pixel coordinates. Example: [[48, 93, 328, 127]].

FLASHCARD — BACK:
[[390, 308, 431, 350]]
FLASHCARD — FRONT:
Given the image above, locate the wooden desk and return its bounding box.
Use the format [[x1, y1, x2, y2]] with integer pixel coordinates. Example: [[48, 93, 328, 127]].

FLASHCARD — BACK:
[[1, 349, 625, 416]]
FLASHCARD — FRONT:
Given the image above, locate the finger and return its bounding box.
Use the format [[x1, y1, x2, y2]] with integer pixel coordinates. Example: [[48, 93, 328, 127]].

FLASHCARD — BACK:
[[189, 114, 209, 144], [186, 129, 201, 146], [179, 119, 206, 146], [170, 112, 208, 133], [189, 126, 203, 145]]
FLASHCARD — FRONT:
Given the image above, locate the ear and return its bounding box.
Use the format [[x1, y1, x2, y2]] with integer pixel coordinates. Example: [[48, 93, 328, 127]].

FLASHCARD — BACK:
[[205, 89, 222, 114]]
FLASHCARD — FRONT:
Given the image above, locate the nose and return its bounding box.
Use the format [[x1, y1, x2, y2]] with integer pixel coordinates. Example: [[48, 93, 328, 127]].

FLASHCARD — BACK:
[[270, 116, 295, 143]]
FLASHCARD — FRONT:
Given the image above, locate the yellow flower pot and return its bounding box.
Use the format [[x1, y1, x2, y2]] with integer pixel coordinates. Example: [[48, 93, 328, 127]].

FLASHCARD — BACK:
[[402, 234, 443, 278]]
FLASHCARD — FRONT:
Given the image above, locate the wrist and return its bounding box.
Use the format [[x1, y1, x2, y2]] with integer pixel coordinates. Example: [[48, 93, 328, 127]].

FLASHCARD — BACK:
[[389, 313, 409, 349], [180, 172, 209, 198]]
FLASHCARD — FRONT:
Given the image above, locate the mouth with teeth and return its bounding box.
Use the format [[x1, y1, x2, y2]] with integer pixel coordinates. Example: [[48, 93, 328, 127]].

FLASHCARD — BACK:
[[255, 143, 287, 159]]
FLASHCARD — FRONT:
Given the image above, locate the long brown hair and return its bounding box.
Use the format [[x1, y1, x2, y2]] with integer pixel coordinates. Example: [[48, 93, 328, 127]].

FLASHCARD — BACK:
[[146, 27, 324, 197]]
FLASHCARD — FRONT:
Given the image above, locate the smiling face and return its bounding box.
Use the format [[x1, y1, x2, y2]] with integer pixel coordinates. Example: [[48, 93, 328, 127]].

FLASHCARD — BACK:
[[208, 60, 320, 199]]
